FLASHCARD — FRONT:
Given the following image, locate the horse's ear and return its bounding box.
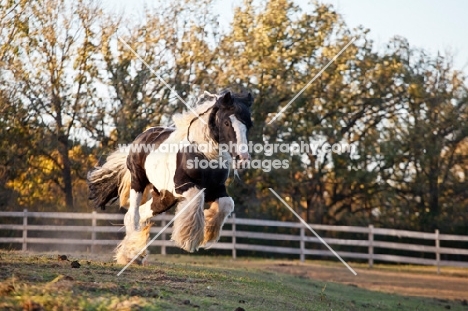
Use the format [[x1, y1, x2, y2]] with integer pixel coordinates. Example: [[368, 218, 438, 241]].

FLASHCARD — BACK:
[[219, 91, 232, 107]]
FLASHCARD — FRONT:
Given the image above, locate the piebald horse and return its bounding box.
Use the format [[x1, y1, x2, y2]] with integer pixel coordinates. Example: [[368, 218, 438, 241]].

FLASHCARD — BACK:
[[87, 91, 253, 264]]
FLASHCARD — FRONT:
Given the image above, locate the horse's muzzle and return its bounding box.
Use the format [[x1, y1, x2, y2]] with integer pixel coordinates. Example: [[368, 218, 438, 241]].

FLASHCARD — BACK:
[[239, 152, 250, 160]]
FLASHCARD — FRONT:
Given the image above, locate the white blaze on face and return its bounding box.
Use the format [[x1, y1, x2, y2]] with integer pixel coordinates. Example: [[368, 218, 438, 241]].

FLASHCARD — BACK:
[[229, 115, 249, 161]]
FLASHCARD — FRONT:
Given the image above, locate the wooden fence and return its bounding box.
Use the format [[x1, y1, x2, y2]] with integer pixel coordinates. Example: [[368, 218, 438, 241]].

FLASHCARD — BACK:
[[0, 210, 467, 272]]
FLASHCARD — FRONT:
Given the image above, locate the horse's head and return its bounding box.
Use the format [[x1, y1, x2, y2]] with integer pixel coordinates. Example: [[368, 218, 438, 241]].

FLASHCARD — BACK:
[[209, 91, 253, 163]]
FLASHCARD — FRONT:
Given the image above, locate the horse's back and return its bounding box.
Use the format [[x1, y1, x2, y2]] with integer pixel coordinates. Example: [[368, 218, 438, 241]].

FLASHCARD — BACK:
[[133, 126, 175, 146]]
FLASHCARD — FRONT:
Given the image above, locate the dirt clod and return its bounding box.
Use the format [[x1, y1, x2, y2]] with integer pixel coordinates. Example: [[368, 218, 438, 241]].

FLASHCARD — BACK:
[[70, 261, 81, 268], [129, 288, 140, 296], [57, 255, 69, 261]]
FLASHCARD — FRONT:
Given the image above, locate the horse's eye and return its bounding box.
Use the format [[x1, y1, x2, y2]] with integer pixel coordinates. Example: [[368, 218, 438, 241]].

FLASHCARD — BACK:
[[224, 120, 230, 127]]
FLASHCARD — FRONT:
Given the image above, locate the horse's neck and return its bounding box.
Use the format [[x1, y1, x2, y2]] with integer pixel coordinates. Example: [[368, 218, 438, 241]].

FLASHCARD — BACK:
[[172, 105, 220, 159], [185, 120, 220, 160]]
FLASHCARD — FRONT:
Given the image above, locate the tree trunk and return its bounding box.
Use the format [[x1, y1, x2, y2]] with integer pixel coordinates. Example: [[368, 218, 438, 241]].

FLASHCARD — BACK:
[[58, 134, 74, 208]]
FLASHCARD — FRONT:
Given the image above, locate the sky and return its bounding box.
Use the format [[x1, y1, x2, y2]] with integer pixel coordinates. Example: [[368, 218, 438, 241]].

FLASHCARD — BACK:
[[324, 0, 468, 72], [102, 0, 468, 74]]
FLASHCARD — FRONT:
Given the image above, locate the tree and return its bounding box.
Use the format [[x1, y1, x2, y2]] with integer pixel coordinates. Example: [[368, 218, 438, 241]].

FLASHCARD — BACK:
[[210, 0, 386, 222], [374, 41, 468, 232], [96, 0, 220, 147], [3, 0, 104, 208], [0, 0, 33, 209]]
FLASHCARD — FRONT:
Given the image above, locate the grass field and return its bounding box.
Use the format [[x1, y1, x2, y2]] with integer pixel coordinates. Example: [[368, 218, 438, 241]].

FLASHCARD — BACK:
[[0, 251, 467, 310]]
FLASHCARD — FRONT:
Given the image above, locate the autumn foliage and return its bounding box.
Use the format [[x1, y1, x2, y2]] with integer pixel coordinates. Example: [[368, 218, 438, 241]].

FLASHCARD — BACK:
[[0, 0, 467, 234]]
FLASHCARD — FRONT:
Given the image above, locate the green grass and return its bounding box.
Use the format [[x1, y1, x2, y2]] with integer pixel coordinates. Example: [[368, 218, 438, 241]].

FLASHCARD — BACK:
[[0, 251, 465, 310]]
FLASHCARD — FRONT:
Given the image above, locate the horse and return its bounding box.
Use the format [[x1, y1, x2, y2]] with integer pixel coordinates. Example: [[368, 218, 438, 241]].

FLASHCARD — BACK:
[[87, 91, 253, 264]]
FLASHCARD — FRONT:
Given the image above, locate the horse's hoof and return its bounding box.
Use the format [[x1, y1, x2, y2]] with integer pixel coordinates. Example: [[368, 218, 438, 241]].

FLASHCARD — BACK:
[[177, 240, 198, 253], [172, 233, 204, 253], [115, 224, 152, 264], [115, 252, 148, 265]]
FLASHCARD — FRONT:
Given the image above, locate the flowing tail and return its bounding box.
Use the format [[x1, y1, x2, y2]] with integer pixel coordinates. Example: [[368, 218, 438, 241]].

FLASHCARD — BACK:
[[87, 150, 132, 210]]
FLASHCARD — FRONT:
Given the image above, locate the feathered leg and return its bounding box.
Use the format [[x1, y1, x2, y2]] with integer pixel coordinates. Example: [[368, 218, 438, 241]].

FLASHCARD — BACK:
[[171, 187, 205, 252], [203, 197, 234, 245], [115, 223, 152, 265]]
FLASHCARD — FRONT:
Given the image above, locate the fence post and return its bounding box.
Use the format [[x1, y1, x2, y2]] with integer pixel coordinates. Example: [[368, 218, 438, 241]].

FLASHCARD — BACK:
[[91, 211, 97, 252], [435, 229, 440, 274], [300, 226, 305, 262], [368, 224, 374, 268], [22, 209, 28, 251], [232, 213, 236, 259], [161, 213, 166, 255]]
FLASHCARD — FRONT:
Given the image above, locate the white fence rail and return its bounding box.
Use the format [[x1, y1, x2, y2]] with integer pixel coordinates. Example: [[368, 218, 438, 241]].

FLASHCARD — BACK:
[[0, 210, 467, 272]]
